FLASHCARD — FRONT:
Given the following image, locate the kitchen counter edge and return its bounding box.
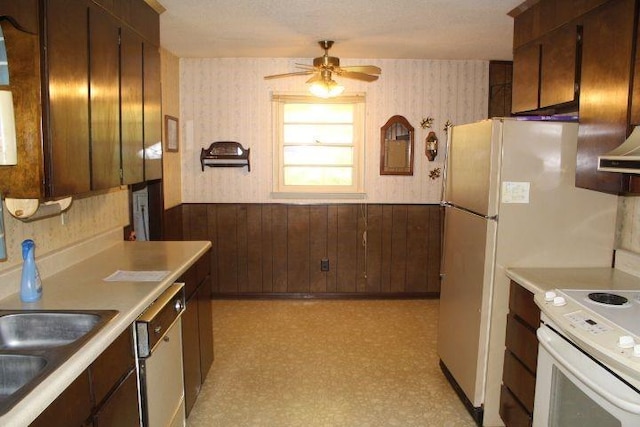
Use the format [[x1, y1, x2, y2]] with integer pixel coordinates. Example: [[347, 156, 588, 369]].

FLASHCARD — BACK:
[[0, 240, 212, 426], [506, 266, 640, 295]]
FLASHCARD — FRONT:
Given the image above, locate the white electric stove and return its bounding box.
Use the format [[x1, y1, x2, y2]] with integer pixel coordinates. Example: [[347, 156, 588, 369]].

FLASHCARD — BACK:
[[533, 288, 640, 426], [535, 288, 640, 387]]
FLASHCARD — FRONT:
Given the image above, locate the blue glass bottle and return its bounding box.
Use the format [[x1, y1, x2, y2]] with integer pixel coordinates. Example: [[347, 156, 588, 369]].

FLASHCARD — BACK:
[[20, 239, 42, 302]]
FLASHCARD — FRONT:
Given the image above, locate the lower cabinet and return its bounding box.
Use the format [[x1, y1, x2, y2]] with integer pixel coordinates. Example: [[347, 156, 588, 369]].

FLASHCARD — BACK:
[[499, 281, 540, 427], [30, 327, 138, 427], [181, 250, 213, 418]]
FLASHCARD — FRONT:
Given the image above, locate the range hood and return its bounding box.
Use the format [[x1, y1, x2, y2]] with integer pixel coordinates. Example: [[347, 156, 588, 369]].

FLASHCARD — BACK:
[[598, 126, 640, 173]]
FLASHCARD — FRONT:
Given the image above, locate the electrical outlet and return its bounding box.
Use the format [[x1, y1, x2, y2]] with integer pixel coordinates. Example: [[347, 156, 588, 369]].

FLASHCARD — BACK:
[[320, 258, 329, 272]]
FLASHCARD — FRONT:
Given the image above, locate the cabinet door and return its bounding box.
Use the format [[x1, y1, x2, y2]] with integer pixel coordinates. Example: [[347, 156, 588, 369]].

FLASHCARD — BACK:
[[512, 43, 540, 113], [197, 276, 214, 381], [488, 61, 513, 118], [30, 370, 92, 427], [44, 0, 91, 197], [576, 0, 635, 193], [143, 42, 162, 181], [182, 293, 202, 417], [120, 26, 144, 185], [539, 24, 580, 109], [90, 327, 135, 407], [0, 20, 44, 199], [92, 369, 140, 427], [89, 4, 121, 191]]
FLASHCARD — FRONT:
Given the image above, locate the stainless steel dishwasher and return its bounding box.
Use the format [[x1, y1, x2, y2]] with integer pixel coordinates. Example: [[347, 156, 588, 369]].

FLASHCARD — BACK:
[[135, 283, 186, 427]]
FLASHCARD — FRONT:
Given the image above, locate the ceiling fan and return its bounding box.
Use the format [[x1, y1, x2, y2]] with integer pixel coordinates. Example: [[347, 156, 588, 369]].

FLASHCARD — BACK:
[[264, 40, 381, 97]]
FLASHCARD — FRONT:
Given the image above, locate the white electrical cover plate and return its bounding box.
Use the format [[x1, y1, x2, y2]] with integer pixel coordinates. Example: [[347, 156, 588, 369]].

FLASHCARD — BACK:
[[501, 181, 530, 204]]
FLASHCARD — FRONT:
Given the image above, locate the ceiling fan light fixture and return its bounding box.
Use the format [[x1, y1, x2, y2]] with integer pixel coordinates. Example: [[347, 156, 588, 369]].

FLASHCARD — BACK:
[[309, 79, 344, 98]]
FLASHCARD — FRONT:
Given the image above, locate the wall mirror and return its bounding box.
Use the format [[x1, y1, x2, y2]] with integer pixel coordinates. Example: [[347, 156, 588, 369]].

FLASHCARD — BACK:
[[380, 115, 414, 175]]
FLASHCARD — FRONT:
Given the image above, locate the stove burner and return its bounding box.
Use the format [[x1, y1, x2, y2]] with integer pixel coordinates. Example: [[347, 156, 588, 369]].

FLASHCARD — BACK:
[[588, 292, 629, 306]]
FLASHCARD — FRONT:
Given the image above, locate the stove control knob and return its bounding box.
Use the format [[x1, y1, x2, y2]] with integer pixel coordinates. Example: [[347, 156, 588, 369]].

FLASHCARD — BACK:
[[618, 336, 635, 349], [552, 296, 566, 307], [634, 345, 640, 358], [544, 291, 557, 302]]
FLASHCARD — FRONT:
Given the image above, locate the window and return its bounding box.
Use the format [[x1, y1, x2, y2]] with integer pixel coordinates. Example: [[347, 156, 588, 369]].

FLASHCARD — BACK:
[[272, 94, 365, 197]]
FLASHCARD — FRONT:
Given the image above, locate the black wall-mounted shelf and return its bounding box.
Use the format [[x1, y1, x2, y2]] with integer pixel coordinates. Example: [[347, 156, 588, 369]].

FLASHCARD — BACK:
[[200, 141, 250, 172]]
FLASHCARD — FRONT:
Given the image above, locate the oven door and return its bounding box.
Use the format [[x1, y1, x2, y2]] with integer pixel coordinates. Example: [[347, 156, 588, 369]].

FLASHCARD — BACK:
[[534, 323, 640, 427]]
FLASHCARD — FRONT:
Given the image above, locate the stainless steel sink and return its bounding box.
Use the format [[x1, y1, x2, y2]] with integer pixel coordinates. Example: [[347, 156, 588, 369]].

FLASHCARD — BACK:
[[0, 310, 117, 416], [0, 354, 47, 398], [0, 312, 102, 350]]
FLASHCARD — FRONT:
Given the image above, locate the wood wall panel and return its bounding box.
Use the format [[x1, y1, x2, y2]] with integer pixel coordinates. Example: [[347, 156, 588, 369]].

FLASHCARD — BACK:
[[246, 204, 264, 293], [216, 204, 239, 293], [260, 205, 274, 292], [380, 206, 394, 293], [206, 205, 219, 294], [406, 206, 429, 292], [336, 205, 358, 293], [427, 206, 444, 292], [309, 206, 328, 293], [236, 205, 249, 293], [271, 204, 288, 293], [288, 206, 310, 293], [390, 206, 408, 293], [170, 203, 441, 297], [364, 205, 383, 293]]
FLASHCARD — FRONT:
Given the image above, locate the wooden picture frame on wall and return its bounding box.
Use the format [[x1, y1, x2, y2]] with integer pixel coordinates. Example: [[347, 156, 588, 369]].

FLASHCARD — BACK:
[[165, 115, 179, 152], [380, 115, 414, 175]]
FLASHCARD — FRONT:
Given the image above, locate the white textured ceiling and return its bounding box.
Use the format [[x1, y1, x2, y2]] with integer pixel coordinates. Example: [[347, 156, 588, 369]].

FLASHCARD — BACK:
[[159, 0, 521, 60]]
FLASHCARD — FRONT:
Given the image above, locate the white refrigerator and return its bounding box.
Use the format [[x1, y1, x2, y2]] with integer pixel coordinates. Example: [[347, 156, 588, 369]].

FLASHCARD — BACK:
[[437, 118, 618, 426]]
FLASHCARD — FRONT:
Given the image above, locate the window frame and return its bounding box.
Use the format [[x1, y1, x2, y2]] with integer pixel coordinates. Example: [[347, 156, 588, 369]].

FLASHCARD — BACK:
[[271, 93, 366, 198]]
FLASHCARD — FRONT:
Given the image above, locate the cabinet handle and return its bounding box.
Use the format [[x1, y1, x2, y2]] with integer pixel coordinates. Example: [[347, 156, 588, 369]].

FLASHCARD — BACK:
[[154, 325, 162, 334]]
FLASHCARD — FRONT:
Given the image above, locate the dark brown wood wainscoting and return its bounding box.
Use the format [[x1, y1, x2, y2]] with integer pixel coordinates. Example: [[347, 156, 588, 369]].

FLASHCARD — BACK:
[[163, 203, 442, 298]]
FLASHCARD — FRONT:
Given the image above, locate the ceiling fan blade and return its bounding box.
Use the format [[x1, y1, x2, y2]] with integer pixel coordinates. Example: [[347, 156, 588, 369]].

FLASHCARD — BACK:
[[264, 70, 314, 79], [294, 63, 316, 69], [305, 74, 322, 84], [335, 70, 379, 82], [338, 65, 381, 75], [264, 71, 314, 80]]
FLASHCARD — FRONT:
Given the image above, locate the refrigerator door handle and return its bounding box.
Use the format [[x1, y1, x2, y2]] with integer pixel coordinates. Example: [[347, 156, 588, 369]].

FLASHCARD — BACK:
[[444, 203, 498, 221]]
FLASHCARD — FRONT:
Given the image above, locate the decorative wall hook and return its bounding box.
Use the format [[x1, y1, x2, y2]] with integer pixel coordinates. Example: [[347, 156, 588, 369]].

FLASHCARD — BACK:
[[429, 168, 441, 180], [420, 117, 434, 129], [425, 131, 438, 161], [443, 119, 453, 134]]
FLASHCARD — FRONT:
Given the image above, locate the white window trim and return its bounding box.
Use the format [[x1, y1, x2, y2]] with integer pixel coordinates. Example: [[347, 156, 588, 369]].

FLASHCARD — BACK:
[[271, 93, 366, 197]]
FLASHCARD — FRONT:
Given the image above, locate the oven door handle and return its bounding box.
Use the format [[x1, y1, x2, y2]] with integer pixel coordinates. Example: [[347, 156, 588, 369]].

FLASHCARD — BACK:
[[538, 326, 640, 415]]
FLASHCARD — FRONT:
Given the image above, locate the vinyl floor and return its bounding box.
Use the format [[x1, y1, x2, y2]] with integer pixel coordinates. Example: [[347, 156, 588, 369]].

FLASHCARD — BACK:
[[186, 299, 476, 427]]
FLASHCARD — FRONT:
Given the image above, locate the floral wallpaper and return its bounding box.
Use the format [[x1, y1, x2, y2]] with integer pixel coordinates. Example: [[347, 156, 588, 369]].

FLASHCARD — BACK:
[[0, 189, 129, 275], [180, 58, 489, 204]]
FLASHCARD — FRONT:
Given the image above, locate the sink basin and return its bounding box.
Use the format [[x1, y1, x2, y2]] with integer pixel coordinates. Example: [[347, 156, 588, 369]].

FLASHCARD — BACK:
[[0, 354, 47, 399], [0, 312, 102, 350], [0, 309, 117, 416]]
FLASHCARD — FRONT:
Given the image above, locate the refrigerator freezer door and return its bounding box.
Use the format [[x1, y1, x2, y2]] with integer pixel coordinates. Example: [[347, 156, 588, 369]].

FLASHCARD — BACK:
[[445, 120, 500, 217], [438, 205, 497, 408]]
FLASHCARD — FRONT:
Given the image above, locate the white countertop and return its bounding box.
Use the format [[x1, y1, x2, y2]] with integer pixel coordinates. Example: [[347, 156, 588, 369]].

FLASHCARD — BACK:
[[506, 266, 640, 295], [0, 240, 211, 426]]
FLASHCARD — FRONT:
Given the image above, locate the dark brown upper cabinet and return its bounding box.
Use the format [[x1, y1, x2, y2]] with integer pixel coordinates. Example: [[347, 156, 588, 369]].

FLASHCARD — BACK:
[[143, 42, 162, 181], [0, 0, 160, 200], [511, 0, 640, 194], [45, 0, 92, 196], [576, 0, 637, 193], [512, 43, 540, 113], [512, 23, 581, 114], [120, 26, 144, 186], [89, 3, 122, 191]]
